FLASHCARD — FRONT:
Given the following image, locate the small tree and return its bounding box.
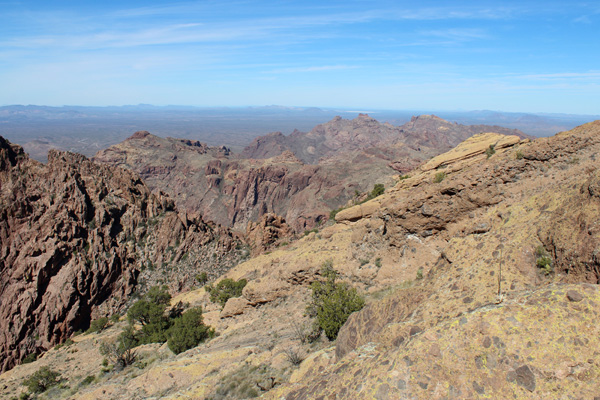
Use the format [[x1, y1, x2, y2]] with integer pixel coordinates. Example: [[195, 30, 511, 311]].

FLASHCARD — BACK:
[[127, 285, 172, 344], [307, 261, 365, 341], [205, 278, 247, 308], [167, 307, 214, 354], [23, 367, 61, 393]]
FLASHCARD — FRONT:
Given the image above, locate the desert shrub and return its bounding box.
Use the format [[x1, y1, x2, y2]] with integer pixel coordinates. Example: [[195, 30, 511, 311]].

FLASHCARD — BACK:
[[307, 261, 365, 341], [167, 307, 215, 354], [369, 183, 385, 199], [23, 367, 62, 394], [54, 338, 74, 350], [485, 144, 496, 158], [433, 172, 447, 183], [208, 363, 281, 400], [283, 347, 305, 366], [87, 317, 109, 334], [196, 272, 209, 285], [416, 267, 424, 280], [515, 149, 524, 159], [110, 314, 120, 323], [329, 206, 344, 221], [374, 257, 382, 268], [80, 375, 95, 386], [22, 353, 37, 364], [535, 245, 553, 275], [99, 326, 137, 370], [206, 278, 247, 308]]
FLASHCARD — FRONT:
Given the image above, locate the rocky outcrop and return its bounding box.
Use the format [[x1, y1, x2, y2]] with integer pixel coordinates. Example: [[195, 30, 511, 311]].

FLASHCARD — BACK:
[[0, 138, 243, 372], [245, 213, 294, 255]]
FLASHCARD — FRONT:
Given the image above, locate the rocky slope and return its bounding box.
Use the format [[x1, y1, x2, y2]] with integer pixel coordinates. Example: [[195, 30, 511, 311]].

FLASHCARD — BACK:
[[94, 115, 528, 233], [241, 113, 530, 164], [2, 121, 598, 399], [0, 137, 243, 372], [93, 130, 397, 233]]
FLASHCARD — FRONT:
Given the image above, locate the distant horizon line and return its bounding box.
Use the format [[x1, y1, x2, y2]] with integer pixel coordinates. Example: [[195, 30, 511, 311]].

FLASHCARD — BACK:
[[1, 103, 599, 118]]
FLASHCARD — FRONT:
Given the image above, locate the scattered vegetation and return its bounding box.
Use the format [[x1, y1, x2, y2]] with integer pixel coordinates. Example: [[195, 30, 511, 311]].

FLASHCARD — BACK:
[[79, 375, 96, 387], [99, 325, 138, 370], [167, 307, 215, 354], [416, 267, 424, 280], [306, 260, 365, 341], [515, 149, 524, 160], [282, 347, 305, 366], [535, 245, 553, 275], [196, 271, 209, 286], [433, 172, 447, 183], [21, 353, 37, 364], [98, 285, 215, 368], [485, 144, 496, 158], [54, 338, 74, 350], [329, 183, 386, 222], [374, 257, 382, 268], [207, 363, 282, 400], [86, 317, 109, 334], [303, 228, 318, 236], [398, 174, 410, 181], [206, 278, 248, 308], [22, 367, 62, 394]]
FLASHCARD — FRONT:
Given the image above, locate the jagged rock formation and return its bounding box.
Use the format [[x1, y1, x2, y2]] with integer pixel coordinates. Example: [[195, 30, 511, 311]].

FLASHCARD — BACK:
[[94, 116, 528, 233], [0, 137, 242, 372], [241, 113, 530, 164], [245, 213, 294, 255]]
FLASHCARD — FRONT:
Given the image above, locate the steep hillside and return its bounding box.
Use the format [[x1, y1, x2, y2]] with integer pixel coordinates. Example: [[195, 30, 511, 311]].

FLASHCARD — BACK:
[[93, 130, 397, 233], [94, 115, 527, 233], [2, 122, 599, 399], [0, 137, 243, 372]]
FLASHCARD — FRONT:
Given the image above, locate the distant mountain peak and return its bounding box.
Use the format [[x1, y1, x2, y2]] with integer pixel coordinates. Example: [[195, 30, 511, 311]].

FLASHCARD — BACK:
[[128, 130, 153, 140]]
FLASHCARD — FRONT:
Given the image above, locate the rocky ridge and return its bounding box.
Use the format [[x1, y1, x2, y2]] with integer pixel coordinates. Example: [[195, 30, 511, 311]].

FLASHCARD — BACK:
[[0, 137, 243, 372], [94, 115, 529, 234]]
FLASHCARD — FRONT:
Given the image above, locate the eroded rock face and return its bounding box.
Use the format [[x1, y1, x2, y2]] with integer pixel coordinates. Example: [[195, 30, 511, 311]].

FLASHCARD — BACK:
[[0, 138, 242, 372], [245, 213, 294, 255], [94, 116, 528, 234]]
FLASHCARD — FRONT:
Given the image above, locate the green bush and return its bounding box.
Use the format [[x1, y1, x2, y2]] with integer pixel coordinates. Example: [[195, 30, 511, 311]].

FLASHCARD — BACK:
[[369, 183, 385, 198], [80, 375, 95, 386], [485, 144, 496, 158], [206, 278, 247, 308], [167, 307, 215, 354], [21, 353, 37, 364], [196, 272, 209, 286], [535, 245, 553, 275], [87, 317, 109, 334], [307, 261, 365, 341], [23, 367, 62, 393], [433, 172, 447, 183]]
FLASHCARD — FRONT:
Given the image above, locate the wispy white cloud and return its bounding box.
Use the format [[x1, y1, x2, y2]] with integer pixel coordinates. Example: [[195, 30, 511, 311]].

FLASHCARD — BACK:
[[515, 71, 600, 80], [268, 65, 358, 74]]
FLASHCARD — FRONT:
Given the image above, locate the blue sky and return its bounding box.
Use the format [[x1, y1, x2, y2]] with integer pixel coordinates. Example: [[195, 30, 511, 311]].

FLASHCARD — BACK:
[[1, 0, 599, 114]]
